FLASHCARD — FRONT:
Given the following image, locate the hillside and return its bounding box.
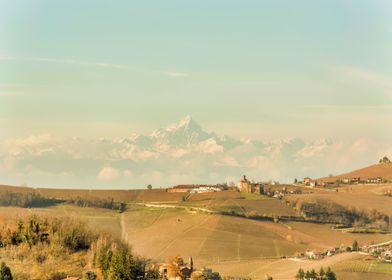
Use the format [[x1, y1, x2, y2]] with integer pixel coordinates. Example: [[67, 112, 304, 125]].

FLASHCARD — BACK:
[[320, 162, 392, 182]]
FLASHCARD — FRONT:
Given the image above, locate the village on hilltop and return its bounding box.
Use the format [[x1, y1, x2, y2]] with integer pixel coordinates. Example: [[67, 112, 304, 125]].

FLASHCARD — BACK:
[[164, 157, 392, 197]]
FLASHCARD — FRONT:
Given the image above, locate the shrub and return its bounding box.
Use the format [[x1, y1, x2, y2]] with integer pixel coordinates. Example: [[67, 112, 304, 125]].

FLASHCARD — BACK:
[[83, 271, 97, 280], [0, 262, 12, 280], [35, 253, 47, 264]]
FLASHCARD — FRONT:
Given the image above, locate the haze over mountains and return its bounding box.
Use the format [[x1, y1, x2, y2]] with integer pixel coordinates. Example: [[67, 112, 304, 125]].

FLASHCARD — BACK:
[[0, 116, 389, 188]]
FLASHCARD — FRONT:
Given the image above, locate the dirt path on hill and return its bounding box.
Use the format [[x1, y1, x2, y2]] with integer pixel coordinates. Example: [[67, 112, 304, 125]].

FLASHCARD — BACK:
[[120, 212, 128, 243]]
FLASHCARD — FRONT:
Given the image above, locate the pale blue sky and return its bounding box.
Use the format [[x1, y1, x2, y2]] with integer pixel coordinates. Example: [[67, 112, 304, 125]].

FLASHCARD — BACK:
[[1, 0, 391, 140], [0, 1, 391, 188]]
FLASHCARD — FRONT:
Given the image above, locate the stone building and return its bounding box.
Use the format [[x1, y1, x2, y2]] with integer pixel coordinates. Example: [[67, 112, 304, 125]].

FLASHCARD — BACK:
[[237, 175, 263, 194]]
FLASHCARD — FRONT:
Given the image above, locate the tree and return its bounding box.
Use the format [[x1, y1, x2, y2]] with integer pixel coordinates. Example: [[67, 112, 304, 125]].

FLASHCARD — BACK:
[[379, 156, 391, 164], [305, 270, 311, 280], [108, 244, 132, 280], [319, 267, 325, 279], [352, 240, 359, 251], [295, 268, 305, 280], [309, 269, 317, 279], [325, 267, 336, 280], [0, 262, 12, 280], [294, 178, 298, 184], [118, 202, 127, 213], [147, 184, 152, 190]]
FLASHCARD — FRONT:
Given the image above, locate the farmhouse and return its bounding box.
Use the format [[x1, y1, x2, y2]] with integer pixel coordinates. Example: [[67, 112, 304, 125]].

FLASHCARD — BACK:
[[167, 184, 222, 193], [305, 249, 322, 259], [190, 186, 221, 193], [302, 177, 320, 187], [237, 175, 264, 194], [303, 177, 312, 185], [383, 249, 392, 261], [367, 177, 383, 184], [159, 258, 192, 280], [167, 185, 204, 193]]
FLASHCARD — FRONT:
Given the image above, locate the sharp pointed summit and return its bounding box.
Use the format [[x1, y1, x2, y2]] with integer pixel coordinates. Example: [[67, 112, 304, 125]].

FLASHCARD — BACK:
[[167, 115, 202, 132]]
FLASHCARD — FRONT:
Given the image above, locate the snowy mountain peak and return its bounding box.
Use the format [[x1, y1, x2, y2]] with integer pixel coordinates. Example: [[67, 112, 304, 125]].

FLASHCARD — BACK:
[[178, 115, 193, 127], [167, 115, 202, 133]]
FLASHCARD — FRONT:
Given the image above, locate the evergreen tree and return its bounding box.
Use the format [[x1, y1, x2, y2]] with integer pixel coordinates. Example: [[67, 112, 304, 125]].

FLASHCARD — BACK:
[[325, 267, 336, 280], [108, 244, 132, 280], [319, 267, 325, 279], [296, 268, 305, 280], [352, 240, 359, 251], [309, 269, 317, 279], [95, 244, 112, 279]]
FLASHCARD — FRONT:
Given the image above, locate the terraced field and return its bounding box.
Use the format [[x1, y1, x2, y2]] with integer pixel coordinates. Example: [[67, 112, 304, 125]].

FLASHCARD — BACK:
[[122, 206, 307, 266], [181, 193, 299, 217], [332, 257, 392, 280]]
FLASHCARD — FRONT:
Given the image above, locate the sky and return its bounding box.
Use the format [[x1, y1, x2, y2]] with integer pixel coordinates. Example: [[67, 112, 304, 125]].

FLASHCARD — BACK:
[[0, 1, 391, 188]]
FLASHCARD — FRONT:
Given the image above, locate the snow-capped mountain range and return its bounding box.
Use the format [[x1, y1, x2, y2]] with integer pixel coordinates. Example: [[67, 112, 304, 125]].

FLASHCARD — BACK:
[[0, 116, 386, 188]]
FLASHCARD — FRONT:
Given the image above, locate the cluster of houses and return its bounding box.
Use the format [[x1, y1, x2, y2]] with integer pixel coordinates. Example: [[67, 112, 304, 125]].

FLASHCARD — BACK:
[[301, 176, 386, 188], [298, 247, 344, 260], [167, 175, 266, 195], [167, 185, 223, 194], [363, 244, 392, 263], [298, 242, 392, 264], [158, 256, 221, 280]]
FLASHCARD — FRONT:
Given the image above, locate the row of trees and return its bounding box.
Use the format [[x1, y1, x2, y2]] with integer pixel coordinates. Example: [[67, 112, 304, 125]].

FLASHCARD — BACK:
[[296, 267, 336, 280], [0, 191, 127, 212], [0, 191, 61, 208], [295, 199, 390, 230], [68, 197, 127, 212]]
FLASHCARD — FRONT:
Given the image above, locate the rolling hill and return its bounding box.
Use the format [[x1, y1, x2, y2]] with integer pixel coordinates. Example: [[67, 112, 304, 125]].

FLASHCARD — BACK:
[[319, 162, 392, 182]]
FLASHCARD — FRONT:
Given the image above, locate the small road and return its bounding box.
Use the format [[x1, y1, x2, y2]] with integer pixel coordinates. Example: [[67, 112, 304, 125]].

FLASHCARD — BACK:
[[368, 239, 392, 248]]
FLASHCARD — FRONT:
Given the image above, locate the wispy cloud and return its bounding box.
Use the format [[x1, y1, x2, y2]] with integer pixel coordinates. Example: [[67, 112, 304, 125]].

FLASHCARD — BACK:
[[0, 56, 131, 70], [1, 56, 190, 79], [166, 71, 189, 77], [336, 66, 392, 97]]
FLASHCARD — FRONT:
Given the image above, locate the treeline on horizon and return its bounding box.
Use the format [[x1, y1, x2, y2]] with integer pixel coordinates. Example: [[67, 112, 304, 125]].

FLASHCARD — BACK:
[[0, 191, 63, 208], [0, 190, 127, 212]]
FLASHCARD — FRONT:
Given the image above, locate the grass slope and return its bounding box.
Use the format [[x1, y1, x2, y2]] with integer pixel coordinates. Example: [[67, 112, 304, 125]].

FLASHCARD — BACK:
[[320, 163, 392, 182]]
